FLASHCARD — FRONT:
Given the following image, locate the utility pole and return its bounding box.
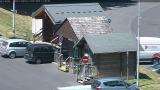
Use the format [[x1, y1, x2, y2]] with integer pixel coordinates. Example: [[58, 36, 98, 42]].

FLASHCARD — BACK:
[[12, 0, 16, 38], [137, 0, 141, 87], [127, 51, 129, 81]]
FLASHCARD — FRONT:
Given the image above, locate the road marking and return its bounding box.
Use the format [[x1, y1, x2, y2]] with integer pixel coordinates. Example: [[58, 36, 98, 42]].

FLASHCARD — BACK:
[[57, 85, 91, 90]]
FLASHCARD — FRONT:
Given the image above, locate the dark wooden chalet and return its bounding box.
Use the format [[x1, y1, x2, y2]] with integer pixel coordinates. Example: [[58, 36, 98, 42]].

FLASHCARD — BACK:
[[56, 16, 112, 57], [31, 3, 106, 42], [56, 16, 112, 44], [74, 33, 137, 79]]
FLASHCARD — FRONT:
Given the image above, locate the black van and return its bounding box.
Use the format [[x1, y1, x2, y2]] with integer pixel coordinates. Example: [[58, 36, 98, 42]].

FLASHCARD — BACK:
[[24, 44, 56, 64]]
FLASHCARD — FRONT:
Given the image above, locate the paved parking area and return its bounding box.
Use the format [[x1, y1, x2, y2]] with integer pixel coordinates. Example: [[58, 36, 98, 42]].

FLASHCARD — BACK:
[[0, 56, 79, 90]]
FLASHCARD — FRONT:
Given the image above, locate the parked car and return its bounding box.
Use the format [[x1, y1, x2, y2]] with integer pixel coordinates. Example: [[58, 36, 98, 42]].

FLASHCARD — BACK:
[[150, 63, 160, 72], [0, 39, 31, 58], [24, 43, 56, 64], [91, 78, 139, 90], [139, 37, 160, 63]]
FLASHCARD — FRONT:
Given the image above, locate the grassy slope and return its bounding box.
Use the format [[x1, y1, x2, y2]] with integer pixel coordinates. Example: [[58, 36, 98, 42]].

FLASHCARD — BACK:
[[0, 8, 32, 40], [129, 66, 160, 90], [139, 66, 160, 90]]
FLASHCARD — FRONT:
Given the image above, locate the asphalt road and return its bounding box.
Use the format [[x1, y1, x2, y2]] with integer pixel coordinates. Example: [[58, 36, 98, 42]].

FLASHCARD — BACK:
[[0, 56, 79, 90], [103, 2, 160, 37], [1, 2, 160, 90]]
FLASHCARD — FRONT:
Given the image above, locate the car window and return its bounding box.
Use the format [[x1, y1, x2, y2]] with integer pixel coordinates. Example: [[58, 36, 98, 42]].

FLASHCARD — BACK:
[[9, 42, 17, 47], [48, 46, 55, 52], [41, 47, 49, 52], [34, 47, 40, 52], [20, 42, 29, 47], [103, 81, 125, 87], [13, 42, 21, 47], [26, 45, 33, 52]]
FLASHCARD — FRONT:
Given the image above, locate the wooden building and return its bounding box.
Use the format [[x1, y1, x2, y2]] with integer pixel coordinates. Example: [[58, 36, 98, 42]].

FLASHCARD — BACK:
[[74, 33, 137, 79], [56, 16, 112, 58], [31, 3, 106, 42], [56, 16, 112, 44]]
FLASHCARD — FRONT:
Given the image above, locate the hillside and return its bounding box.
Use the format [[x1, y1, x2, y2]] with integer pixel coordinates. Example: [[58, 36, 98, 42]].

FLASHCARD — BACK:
[[0, 8, 32, 40]]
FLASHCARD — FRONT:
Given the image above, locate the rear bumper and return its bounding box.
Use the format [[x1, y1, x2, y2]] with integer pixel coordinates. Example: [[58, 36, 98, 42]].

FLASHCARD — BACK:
[[0, 51, 8, 56], [0, 48, 7, 55]]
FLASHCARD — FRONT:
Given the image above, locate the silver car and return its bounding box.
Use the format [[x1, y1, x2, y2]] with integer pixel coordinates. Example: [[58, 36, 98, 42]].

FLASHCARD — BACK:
[[0, 39, 31, 58], [91, 78, 139, 90], [151, 63, 160, 72]]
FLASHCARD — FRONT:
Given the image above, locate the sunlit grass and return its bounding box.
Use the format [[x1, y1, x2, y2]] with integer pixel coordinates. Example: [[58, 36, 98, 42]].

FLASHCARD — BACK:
[[129, 66, 160, 90], [0, 8, 32, 40]]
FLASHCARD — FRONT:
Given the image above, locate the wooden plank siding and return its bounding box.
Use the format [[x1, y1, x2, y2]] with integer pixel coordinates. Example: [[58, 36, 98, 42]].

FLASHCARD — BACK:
[[92, 52, 136, 79], [56, 20, 78, 43]]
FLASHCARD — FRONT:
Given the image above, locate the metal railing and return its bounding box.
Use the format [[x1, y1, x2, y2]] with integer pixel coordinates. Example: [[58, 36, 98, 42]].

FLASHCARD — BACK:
[[54, 52, 63, 66]]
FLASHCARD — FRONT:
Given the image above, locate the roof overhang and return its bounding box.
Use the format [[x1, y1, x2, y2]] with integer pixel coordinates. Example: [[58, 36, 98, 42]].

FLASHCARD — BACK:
[[74, 33, 139, 54]]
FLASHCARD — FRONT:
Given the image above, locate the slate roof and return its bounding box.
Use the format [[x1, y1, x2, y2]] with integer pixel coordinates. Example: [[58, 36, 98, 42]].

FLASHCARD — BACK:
[[32, 3, 106, 24], [68, 16, 112, 40], [75, 33, 137, 54]]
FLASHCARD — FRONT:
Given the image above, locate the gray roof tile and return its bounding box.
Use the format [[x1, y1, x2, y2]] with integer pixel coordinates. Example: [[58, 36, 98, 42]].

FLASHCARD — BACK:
[[32, 3, 106, 24], [75, 33, 137, 54]]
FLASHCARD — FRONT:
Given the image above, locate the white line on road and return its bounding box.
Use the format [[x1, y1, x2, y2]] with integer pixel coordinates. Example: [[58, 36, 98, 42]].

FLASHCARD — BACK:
[[57, 85, 91, 90]]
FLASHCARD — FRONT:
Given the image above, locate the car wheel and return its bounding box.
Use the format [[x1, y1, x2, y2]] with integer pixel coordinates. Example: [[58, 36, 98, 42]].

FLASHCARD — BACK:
[[9, 52, 16, 59], [36, 59, 41, 64]]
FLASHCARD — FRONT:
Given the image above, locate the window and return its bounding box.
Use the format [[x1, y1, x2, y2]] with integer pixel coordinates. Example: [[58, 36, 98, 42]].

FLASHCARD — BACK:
[[26, 45, 32, 52], [16, 42, 22, 47], [9, 42, 24, 47], [48, 46, 55, 52], [41, 47, 49, 52], [20, 42, 30, 47], [34, 47, 40, 52], [9, 42, 16, 47], [103, 81, 125, 87], [74, 47, 78, 58]]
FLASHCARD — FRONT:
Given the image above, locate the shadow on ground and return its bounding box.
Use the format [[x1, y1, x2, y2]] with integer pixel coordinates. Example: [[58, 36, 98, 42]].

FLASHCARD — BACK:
[[139, 73, 152, 80], [25, 61, 53, 65]]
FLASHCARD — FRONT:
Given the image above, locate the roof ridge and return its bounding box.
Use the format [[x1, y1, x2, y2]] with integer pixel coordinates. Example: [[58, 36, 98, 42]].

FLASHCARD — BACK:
[[43, 3, 100, 7]]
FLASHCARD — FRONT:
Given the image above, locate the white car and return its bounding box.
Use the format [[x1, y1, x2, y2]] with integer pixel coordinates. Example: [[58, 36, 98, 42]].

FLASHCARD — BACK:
[[139, 37, 160, 63], [0, 39, 31, 58]]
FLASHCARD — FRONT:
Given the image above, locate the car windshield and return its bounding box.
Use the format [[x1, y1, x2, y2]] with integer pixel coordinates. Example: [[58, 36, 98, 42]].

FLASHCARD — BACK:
[[103, 80, 125, 87]]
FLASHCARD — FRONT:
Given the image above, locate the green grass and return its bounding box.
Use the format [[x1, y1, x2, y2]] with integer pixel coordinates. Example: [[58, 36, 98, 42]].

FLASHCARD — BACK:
[[129, 66, 160, 90], [0, 8, 32, 40]]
